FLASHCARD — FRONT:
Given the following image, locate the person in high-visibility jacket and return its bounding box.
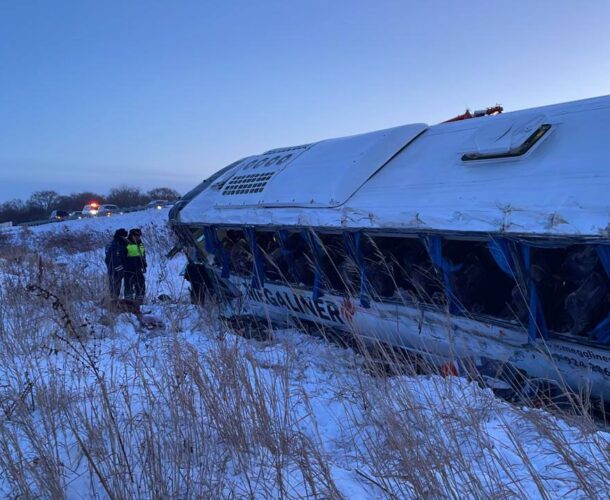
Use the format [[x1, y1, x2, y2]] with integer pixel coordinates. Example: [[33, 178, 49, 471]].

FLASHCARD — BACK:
[[125, 228, 147, 303]]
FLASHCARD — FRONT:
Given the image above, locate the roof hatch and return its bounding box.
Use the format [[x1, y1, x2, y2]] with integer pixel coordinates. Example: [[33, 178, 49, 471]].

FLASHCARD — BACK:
[[461, 114, 551, 162]]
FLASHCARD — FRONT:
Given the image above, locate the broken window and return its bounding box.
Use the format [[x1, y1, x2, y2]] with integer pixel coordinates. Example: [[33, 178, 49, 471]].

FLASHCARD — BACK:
[[361, 235, 443, 305], [531, 244, 610, 337], [216, 227, 252, 277], [172, 225, 204, 262], [442, 239, 518, 320], [276, 231, 315, 287], [182, 226, 209, 264], [254, 230, 285, 281], [189, 227, 206, 257], [359, 236, 397, 300], [317, 233, 349, 293], [391, 236, 442, 305]]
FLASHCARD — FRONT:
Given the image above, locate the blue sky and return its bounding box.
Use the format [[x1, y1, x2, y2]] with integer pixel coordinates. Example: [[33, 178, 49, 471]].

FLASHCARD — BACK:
[[1, 0, 609, 202]]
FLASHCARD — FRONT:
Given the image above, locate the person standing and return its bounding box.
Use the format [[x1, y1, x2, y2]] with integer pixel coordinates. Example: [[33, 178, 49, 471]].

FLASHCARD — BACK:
[[124, 228, 147, 303], [104, 228, 128, 300]]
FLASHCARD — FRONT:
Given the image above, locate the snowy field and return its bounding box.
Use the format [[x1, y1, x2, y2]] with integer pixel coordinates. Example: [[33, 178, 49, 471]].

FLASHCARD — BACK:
[[0, 209, 609, 498]]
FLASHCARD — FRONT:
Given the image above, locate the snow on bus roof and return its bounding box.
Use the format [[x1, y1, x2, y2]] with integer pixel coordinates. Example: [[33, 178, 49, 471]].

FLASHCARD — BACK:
[[179, 94, 610, 237]]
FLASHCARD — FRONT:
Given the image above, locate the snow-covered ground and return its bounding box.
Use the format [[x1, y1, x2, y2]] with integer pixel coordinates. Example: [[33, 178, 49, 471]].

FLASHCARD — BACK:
[[25, 208, 172, 235], [0, 210, 608, 498]]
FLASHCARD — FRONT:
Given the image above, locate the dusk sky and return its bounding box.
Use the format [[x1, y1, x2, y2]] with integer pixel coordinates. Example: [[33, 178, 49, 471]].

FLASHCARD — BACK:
[[1, 1, 609, 202]]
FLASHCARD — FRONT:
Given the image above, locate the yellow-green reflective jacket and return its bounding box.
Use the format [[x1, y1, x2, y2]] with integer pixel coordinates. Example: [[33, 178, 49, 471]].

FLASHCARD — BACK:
[[125, 241, 146, 273], [126, 243, 145, 258], [126, 242, 146, 273]]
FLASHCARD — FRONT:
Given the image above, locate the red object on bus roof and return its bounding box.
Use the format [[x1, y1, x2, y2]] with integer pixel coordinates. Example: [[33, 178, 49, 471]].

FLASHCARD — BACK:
[[443, 105, 503, 123]]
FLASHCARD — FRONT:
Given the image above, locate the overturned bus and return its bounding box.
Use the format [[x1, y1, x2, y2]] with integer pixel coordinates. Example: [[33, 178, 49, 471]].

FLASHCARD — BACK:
[[169, 95, 610, 403]]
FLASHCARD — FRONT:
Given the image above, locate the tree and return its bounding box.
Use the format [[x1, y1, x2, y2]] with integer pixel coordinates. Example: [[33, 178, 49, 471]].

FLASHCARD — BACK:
[[28, 190, 61, 212], [106, 185, 147, 208], [147, 187, 181, 201], [0, 184, 184, 224], [63, 192, 105, 211], [0, 199, 27, 224]]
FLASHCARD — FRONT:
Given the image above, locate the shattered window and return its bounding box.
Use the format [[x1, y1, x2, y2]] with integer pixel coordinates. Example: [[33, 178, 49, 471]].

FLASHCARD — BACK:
[[217, 227, 252, 277], [190, 227, 206, 255], [255, 230, 285, 282], [272, 231, 315, 287], [442, 239, 518, 321], [531, 245, 610, 337], [364, 235, 442, 305], [318, 233, 349, 293]]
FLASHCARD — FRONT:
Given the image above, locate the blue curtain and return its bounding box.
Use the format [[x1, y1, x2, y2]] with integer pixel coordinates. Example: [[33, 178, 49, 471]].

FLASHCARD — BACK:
[[520, 244, 548, 341], [203, 226, 230, 278], [343, 232, 370, 308], [245, 227, 265, 289], [597, 245, 610, 277], [487, 237, 547, 341], [424, 235, 463, 314], [488, 238, 519, 277], [203, 226, 218, 255], [301, 230, 325, 301], [589, 246, 610, 344]]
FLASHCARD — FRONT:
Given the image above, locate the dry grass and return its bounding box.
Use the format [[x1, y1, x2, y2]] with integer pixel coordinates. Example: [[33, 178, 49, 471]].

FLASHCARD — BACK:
[[0, 225, 608, 498]]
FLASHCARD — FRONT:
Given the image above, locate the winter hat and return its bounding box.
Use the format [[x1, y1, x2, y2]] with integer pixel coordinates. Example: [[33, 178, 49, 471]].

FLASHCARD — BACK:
[[114, 228, 128, 238]]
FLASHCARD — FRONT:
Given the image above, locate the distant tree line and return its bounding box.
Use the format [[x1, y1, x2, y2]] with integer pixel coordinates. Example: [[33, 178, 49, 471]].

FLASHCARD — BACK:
[[0, 185, 181, 224]]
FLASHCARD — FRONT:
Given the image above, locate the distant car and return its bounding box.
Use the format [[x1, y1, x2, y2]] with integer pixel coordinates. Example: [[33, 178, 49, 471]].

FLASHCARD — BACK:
[[146, 199, 170, 210], [68, 211, 83, 220], [97, 204, 120, 216], [82, 203, 100, 217], [49, 210, 69, 221]]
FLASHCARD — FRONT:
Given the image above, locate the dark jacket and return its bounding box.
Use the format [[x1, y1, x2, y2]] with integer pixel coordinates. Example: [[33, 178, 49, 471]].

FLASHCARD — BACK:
[[105, 236, 127, 274], [125, 238, 147, 274]]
